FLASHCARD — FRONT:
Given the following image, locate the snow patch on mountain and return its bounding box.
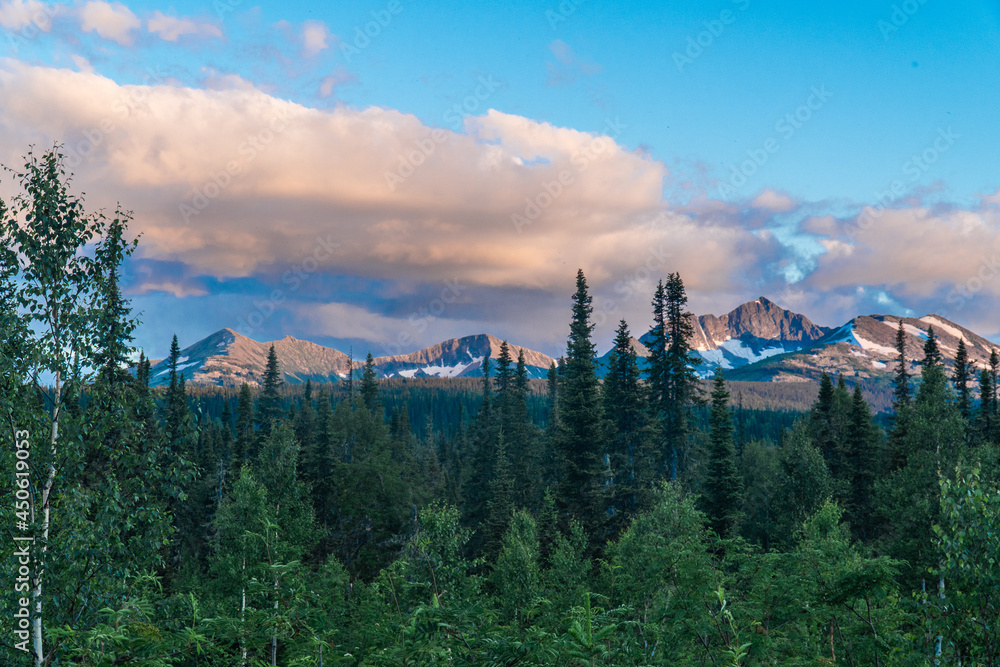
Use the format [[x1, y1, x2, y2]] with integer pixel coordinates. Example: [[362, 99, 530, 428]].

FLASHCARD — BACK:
[[921, 316, 965, 340], [853, 333, 897, 357], [694, 336, 799, 374], [903, 323, 928, 339]]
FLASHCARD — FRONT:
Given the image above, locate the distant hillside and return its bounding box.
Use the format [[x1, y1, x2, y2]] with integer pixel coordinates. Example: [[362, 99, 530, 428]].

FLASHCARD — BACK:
[[149, 330, 556, 387]]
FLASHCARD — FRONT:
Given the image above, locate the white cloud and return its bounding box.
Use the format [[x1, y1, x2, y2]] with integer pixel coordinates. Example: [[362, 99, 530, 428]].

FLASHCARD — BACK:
[[78, 1, 139, 46], [0, 0, 55, 31], [301, 20, 329, 57], [0, 61, 784, 342], [752, 189, 796, 212], [69, 53, 93, 73], [147, 10, 222, 42]]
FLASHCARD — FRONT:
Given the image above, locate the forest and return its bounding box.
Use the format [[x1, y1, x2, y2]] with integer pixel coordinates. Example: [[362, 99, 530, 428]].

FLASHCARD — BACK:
[[3, 149, 1000, 666]]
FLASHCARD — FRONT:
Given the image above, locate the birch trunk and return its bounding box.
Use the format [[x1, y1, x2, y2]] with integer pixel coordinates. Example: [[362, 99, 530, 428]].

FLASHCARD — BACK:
[[32, 370, 59, 667]]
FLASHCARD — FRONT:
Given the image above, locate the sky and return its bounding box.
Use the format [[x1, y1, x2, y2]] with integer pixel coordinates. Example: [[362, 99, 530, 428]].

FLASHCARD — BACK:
[[1, 0, 999, 359]]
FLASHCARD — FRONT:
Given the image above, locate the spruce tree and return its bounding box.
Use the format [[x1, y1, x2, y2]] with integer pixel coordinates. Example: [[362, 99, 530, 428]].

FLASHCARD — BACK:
[[922, 324, 942, 369], [508, 349, 542, 509], [700, 366, 742, 536], [463, 354, 496, 533], [953, 338, 972, 421], [843, 385, 880, 541], [646, 280, 669, 462], [257, 344, 283, 435], [484, 430, 514, 558], [164, 334, 191, 450], [546, 361, 558, 429], [892, 319, 911, 409], [92, 214, 137, 392], [991, 349, 999, 414], [978, 368, 994, 439], [663, 272, 702, 479], [360, 352, 379, 413], [235, 383, 255, 466], [495, 340, 514, 399], [554, 269, 607, 538], [602, 319, 654, 523]]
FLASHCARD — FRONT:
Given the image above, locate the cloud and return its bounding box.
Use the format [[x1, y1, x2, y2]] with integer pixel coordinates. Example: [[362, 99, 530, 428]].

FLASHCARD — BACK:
[[18, 59, 1000, 350], [319, 66, 356, 98], [0, 0, 55, 31], [147, 10, 222, 42], [752, 189, 796, 212], [301, 20, 329, 57], [69, 53, 93, 73], [303, 301, 482, 349], [78, 1, 139, 46], [0, 62, 779, 315]]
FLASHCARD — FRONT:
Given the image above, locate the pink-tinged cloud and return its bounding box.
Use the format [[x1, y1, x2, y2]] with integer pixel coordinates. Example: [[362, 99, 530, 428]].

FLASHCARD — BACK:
[[319, 66, 355, 98], [147, 11, 222, 42], [752, 189, 796, 212], [0, 0, 54, 31], [78, 1, 139, 46], [301, 20, 329, 57], [0, 61, 780, 300]]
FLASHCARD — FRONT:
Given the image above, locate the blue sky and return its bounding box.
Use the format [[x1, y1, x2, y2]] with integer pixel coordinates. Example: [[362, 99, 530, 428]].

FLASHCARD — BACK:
[[2, 0, 999, 359]]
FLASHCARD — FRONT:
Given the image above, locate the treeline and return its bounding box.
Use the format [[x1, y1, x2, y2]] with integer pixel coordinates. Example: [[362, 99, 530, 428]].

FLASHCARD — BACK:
[[3, 149, 1000, 665]]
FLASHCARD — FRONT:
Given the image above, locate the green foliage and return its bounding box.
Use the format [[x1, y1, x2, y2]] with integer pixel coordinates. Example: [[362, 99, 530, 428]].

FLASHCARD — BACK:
[[0, 190, 988, 665], [700, 367, 743, 536], [930, 465, 1000, 664], [554, 269, 607, 540]]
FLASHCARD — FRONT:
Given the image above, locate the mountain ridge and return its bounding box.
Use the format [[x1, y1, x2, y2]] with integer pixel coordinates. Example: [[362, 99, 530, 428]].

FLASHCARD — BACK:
[[147, 299, 999, 389]]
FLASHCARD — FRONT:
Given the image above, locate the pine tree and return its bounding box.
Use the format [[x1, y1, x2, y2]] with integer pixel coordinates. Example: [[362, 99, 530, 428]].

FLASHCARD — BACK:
[[880, 322, 966, 578], [893, 319, 911, 409], [923, 324, 942, 369], [602, 319, 654, 523], [843, 385, 880, 541], [484, 430, 514, 558], [546, 361, 558, 429], [495, 340, 514, 398], [953, 338, 971, 421], [235, 383, 255, 466], [699, 366, 742, 536], [554, 269, 607, 538], [978, 368, 994, 440], [508, 349, 542, 509], [663, 272, 702, 479], [257, 344, 284, 435], [164, 334, 191, 451], [991, 349, 999, 414], [646, 280, 669, 450], [91, 214, 137, 393], [463, 354, 496, 534], [360, 352, 379, 413]]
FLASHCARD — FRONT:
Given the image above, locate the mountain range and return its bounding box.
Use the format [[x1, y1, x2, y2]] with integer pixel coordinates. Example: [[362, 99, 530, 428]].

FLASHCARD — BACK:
[[148, 297, 1000, 390]]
